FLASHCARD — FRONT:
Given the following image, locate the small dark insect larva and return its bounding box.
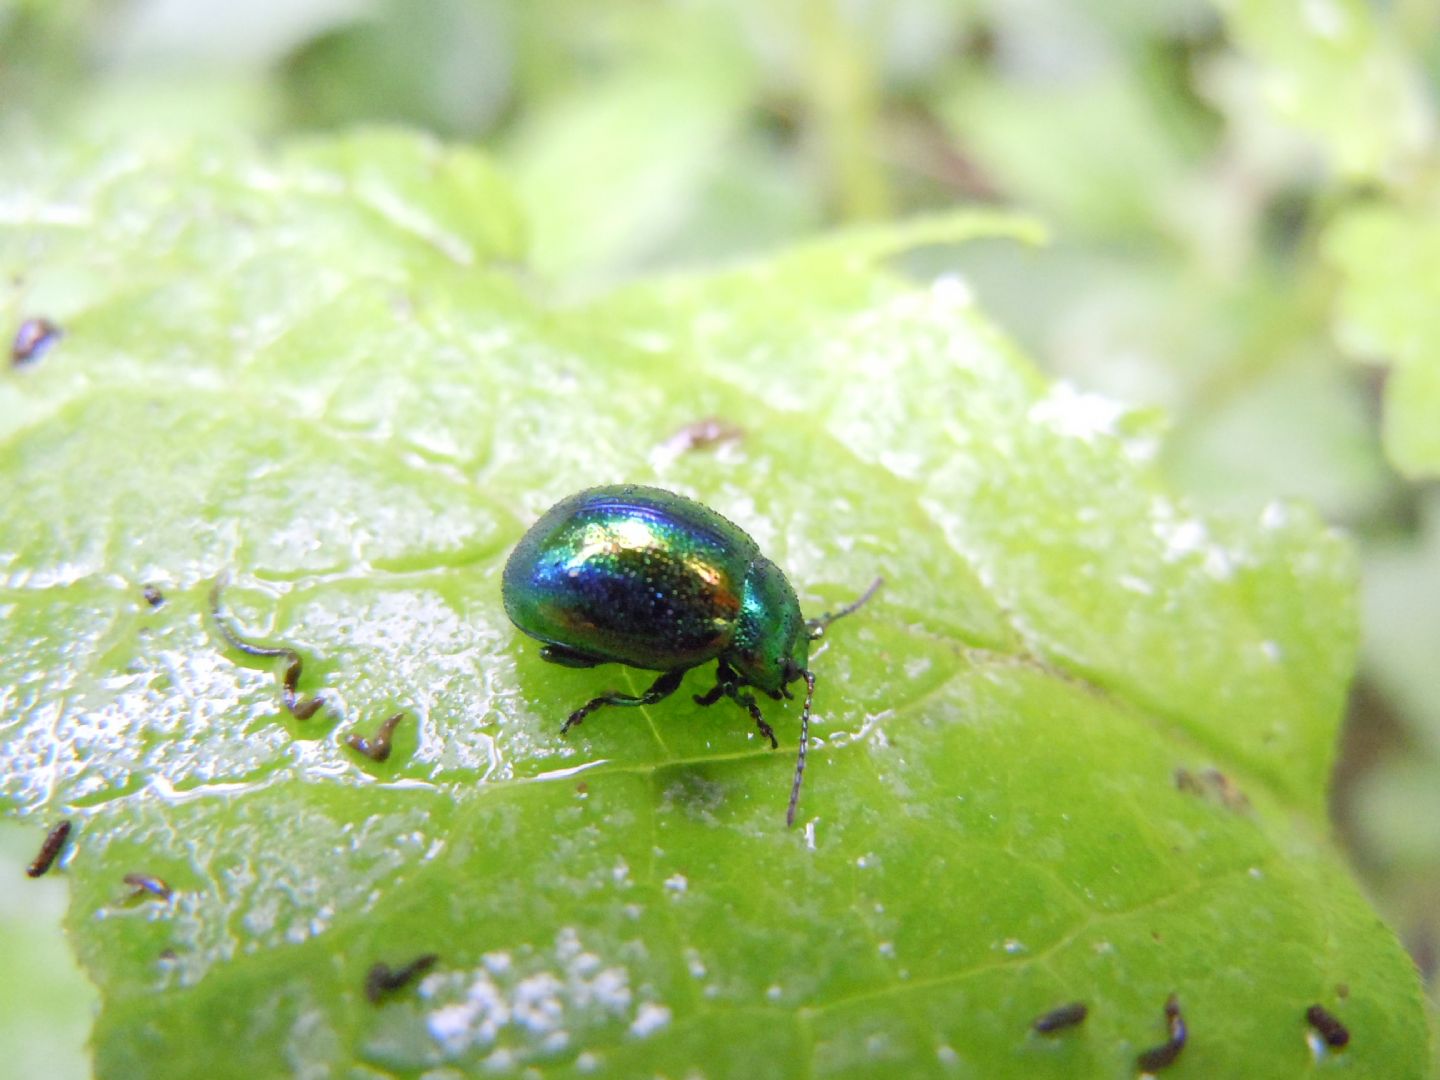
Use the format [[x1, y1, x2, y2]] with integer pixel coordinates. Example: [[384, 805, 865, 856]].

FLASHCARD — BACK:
[[26, 820, 72, 878], [1032, 1001, 1088, 1034], [1136, 993, 1187, 1073], [1305, 1004, 1350, 1049], [11, 317, 61, 366], [365, 954, 439, 1004], [346, 712, 405, 762], [210, 579, 324, 719], [123, 873, 173, 901], [142, 585, 166, 608]]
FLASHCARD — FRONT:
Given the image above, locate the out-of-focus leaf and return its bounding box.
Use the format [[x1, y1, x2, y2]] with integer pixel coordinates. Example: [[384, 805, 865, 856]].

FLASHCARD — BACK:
[[1164, 351, 1394, 521], [0, 131, 1428, 1078], [105, 0, 369, 68], [1213, 0, 1433, 180], [938, 69, 1195, 240], [1353, 754, 1440, 869], [1362, 496, 1440, 753], [1325, 203, 1440, 479], [281, 0, 513, 137], [500, 18, 757, 286]]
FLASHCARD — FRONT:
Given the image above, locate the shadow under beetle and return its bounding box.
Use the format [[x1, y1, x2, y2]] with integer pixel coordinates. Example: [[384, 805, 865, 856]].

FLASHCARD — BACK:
[[503, 484, 881, 826]]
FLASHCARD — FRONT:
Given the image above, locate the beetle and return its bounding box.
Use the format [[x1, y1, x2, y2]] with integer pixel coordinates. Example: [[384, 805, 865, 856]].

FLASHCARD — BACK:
[[503, 484, 880, 826]]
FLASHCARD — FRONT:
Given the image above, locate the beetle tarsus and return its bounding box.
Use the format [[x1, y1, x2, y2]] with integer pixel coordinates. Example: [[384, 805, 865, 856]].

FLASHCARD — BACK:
[[561, 669, 686, 734], [692, 683, 726, 707], [730, 688, 777, 748], [755, 715, 778, 749], [694, 662, 779, 748]]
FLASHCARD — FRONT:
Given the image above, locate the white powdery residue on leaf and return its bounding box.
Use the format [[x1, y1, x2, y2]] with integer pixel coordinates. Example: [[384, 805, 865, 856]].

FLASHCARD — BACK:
[[0, 194, 91, 227], [423, 928, 637, 1062], [483, 951, 513, 974], [1203, 546, 1236, 580], [930, 273, 974, 308], [585, 967, 633, 1014], [1157, 517, 1246, 580], [683, 948, 707, 979], [1026, 382, 1128, 444], [1121, 431, 1160, 464], [1151, 500, 1239, 579], [664, 873, 688, 894], [877, 449, 925, 480], [628, 1002, 672, 1038], [482, 1047, 516, 1073], [624, 329, 672, 354], [1261, 501, 1290, 531], [428, 1003, 486, 1055], [512, 973, 566, 1035], [1118, 574, 1154, 596]]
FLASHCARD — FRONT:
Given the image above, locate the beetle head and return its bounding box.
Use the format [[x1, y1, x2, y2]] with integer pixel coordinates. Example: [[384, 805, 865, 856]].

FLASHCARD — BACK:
[[730, 557, 808, 695]]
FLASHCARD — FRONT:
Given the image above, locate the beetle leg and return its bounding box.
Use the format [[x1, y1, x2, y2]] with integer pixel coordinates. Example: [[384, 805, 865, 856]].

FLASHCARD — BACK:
[[561, 668, 686, 734], [727, 686, 778, 749], [693, 682, 727, 707], [692, 659, 737, 707], [540, 644, 606, 669]]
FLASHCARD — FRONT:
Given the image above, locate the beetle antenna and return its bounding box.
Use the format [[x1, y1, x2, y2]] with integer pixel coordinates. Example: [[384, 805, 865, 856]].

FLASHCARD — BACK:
[[787, 669, 816, 827], [807, 576, 883, 640]]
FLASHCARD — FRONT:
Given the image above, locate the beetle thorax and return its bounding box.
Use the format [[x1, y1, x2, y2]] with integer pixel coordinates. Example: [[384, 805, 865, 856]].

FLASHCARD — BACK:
[[728, 557, 808, 693]]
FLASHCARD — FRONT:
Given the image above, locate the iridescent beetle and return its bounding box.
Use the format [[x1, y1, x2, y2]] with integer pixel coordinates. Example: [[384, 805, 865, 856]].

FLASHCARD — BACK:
[[502, 484, 880, 825]]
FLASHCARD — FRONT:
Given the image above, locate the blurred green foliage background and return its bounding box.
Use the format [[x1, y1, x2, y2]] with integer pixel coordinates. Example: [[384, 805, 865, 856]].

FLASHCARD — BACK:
[[2, 0, 1437, 1064]]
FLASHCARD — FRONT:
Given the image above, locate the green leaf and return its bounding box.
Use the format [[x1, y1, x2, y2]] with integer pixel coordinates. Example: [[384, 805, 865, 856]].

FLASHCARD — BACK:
[[0, 131, 1429, 1078], [1213, 0, 1431, 180], [499, 15, 757, 286], [1325, 202, 1440, 479], [1361, 494, 1440, 753], [937, 68, 1195, 240]]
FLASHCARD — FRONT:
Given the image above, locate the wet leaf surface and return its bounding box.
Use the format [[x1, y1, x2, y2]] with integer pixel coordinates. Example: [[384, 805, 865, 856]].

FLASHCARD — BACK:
[[0, 131, 1428, 1077]]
